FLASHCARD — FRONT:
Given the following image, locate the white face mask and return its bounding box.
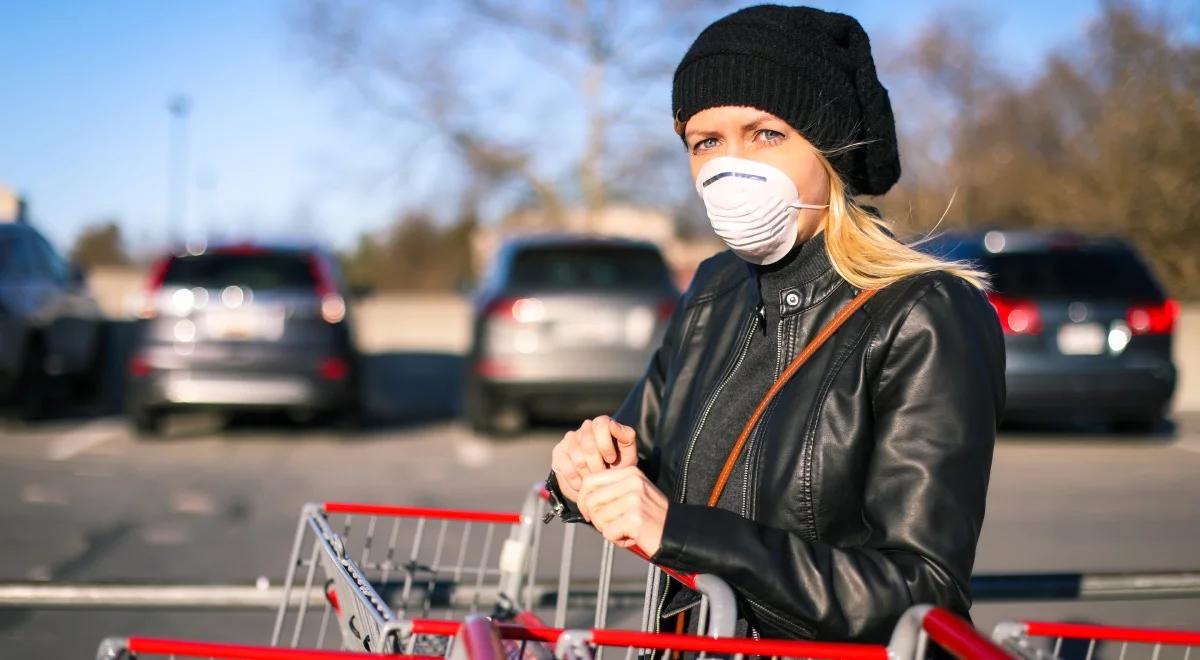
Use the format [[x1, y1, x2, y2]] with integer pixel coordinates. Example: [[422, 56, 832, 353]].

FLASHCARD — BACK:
[[695, 156, 829, 265]]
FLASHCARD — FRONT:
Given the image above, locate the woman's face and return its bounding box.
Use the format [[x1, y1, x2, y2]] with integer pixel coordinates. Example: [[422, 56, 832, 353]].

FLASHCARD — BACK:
[[684, 105, 830, 242]]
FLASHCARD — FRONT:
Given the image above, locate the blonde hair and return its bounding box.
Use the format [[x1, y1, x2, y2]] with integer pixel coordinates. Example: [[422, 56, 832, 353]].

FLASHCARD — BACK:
[[817, 151, 989, 291]]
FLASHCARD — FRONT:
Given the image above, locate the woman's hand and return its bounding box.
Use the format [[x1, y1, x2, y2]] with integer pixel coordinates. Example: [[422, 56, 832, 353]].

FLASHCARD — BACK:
[[551, 416, 638, 502], [577, 466, 668, 556]]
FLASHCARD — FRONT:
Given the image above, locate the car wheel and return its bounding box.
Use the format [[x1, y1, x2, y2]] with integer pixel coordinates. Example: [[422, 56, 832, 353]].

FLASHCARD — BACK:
[[1111, 416, 1162, 435], [131, 407, 164, 437], [467, 386, 526, 435]]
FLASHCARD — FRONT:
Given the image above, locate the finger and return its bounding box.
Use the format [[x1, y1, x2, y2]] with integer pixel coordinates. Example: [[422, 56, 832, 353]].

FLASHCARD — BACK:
[[579, 464, 640, 491], [590, 416, 618, 465], [598, 514, 638, 547], [591, 492, 640, 528], [608, 418, 638, 467], [576, 420, 607, 475], [580, 474, 641, 513], [551, 457, 581, 500]]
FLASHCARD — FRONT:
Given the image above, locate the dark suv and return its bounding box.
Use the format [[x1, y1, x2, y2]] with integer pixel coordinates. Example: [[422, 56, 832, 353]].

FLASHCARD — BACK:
[[466, 235, 679, 434], [125, 243, 360, 434], [921, 230, 1177, 429], [0, 222, 106, 418]]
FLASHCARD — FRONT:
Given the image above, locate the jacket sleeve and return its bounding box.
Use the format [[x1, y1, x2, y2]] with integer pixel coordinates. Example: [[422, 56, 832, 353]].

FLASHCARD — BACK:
[[651, 278, 1006, 642]]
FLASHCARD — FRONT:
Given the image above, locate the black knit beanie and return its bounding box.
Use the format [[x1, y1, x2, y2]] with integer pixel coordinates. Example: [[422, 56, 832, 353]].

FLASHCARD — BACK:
[[673, 4, 900, 196]]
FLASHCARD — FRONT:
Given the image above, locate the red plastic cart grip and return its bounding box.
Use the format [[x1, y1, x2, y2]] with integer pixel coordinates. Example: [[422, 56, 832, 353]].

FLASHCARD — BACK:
[[407, 619, 887, 658], [589, 628, 888, 658], [322, 501, 521, 524], [1024, 620, 1200, 646], [126, 636, 442, 659], [923, 608, 1011, 660]]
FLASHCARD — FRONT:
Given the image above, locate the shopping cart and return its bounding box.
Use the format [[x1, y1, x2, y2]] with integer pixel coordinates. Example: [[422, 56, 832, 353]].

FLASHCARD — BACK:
[[94, 479, 1012, 659], [270, 483, 738, 654], [95, 636, 445, 660], [426, 606, 1008, 660], [992, 619, 1200, 659], [95, 604, 1009, 660]]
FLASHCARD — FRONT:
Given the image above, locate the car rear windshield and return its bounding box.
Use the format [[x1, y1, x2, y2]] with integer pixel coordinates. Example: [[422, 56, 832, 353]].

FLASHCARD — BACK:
[[987, 250, 1163, 300], [161, 252, 317, 290], [508, 246, 671, 290]]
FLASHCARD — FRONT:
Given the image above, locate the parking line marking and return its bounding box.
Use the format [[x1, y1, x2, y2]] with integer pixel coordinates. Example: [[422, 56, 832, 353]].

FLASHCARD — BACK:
[[46, 418, 123, 461]]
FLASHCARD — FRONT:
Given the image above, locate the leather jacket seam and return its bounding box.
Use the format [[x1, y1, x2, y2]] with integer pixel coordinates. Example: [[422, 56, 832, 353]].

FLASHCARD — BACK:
[[686, 267, 752, 309], [867, 277, 948, 404], [801, 321, 874, 542]]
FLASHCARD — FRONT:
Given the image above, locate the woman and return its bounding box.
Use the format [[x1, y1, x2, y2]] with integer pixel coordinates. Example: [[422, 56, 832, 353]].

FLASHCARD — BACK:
[[544, 4, 1005, 644]]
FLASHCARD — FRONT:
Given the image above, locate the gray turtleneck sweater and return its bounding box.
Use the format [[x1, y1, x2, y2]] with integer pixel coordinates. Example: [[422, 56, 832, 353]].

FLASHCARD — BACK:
[[681, 237, 832, 513]]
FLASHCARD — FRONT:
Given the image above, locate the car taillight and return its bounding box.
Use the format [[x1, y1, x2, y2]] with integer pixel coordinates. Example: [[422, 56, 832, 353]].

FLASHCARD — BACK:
[[318, 357, 349, 380], [308, 254, 346, 324], [484, 297, 544, 323], [987, 293, 1043, 335], [136, 256, 173, 319], [128, 354, 152, 377], [657, 297, 677, 321], [1126, 299, 1178, 335], [474, 358, 512, 378]]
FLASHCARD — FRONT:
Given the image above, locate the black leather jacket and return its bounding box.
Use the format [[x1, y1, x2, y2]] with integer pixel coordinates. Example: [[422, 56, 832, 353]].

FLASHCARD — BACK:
[[608, 246, 1005, 643]]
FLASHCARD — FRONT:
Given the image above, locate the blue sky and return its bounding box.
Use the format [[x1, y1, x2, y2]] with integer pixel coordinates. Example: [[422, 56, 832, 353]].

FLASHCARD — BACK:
[[1, 0, 1107, 256]]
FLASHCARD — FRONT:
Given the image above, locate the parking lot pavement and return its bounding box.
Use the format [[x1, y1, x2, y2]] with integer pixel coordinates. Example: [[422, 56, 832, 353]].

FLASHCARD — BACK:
[[2, 412, 1199, 656]]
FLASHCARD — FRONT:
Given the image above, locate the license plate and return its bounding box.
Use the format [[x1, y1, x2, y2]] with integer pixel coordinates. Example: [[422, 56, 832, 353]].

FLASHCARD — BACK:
[[555, 314, 621, 346], [205, 309, 284, 341], [1057, 322, 1105, 355]]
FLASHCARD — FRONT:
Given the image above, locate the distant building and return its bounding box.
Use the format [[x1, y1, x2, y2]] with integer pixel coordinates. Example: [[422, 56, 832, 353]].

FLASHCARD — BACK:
[[0, 184, 28, 224]]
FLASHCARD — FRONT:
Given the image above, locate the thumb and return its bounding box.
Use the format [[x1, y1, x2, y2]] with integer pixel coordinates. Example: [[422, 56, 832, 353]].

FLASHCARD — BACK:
[[608, 418, 638, 467]]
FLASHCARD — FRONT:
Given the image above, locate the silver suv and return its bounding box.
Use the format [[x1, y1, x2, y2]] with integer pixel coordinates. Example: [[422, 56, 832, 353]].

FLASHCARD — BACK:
[[465, 235, 679, 434], [124, 243, 360, 435]]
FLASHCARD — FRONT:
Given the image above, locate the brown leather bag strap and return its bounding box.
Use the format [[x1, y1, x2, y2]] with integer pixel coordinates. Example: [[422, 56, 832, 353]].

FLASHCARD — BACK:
[[706, 287, 881, 507]]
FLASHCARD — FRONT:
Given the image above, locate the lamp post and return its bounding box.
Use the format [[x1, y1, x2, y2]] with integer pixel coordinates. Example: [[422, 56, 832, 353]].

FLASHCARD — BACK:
[[167, 94, 191, 250]]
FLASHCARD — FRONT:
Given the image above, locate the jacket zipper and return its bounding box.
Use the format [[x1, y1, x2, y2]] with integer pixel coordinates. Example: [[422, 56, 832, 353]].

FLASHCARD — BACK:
[[741, 317, 785, 517], [676, 309, 759, 501]]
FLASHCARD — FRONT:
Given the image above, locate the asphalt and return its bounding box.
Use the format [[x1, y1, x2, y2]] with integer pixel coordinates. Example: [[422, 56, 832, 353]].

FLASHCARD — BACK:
[[2, 400, 1199, 657]]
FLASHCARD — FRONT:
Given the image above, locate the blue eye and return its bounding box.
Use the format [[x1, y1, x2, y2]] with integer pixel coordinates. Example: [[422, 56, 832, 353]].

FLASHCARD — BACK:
[[757, 129, 785, 143], [692, 137, 719, 153]]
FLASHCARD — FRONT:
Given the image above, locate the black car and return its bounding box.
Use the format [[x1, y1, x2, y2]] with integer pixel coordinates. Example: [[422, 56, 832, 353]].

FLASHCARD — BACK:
[[466, 235, 679, 434], [0, 222, 106, 419], [125, 243, 361, 434], [920, 230, 1177, 430]]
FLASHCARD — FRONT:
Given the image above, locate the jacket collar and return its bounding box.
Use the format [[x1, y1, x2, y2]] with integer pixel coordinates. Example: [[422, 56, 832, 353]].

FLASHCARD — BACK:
[[747, 234, 845, 321]]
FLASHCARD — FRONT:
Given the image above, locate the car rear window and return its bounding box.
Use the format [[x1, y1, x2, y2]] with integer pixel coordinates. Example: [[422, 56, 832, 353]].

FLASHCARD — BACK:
[[986, 250, 1163, 300], [507, 246, 671, 290], [162, 252, 317, 290]]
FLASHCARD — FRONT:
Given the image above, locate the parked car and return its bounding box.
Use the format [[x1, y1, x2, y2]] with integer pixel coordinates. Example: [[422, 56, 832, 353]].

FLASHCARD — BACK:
[[0, 222, 106, 419], [466, 235, 680, 434], [919, 230, 1177, 430], [125, 243, 360, 435]]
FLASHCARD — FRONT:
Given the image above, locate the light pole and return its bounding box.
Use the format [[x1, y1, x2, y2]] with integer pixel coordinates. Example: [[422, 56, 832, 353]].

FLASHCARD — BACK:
[[167, 94, 191, 250]]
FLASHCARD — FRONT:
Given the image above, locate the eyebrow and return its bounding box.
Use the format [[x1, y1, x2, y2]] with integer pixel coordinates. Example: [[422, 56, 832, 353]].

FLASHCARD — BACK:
[[684, 115, 784, 142]]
